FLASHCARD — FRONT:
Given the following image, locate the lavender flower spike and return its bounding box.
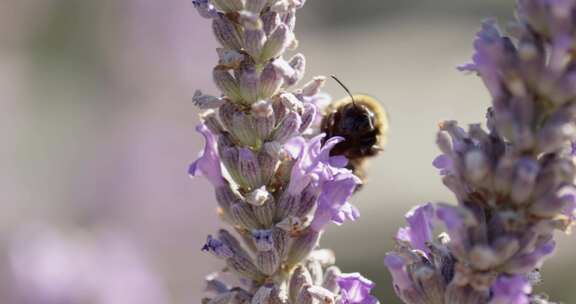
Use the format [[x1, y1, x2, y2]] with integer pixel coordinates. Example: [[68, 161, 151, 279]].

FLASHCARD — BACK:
[[386, 1, 576, 303], [189, 1, 379, 303]]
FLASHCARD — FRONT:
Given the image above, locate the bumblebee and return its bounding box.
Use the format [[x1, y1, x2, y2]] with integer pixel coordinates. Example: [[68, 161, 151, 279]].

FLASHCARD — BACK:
[[321, 76, 388, 183]]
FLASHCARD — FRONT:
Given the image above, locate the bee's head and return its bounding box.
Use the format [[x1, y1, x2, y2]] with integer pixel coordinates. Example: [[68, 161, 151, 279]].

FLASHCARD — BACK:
[[340, 103, 375, 134]]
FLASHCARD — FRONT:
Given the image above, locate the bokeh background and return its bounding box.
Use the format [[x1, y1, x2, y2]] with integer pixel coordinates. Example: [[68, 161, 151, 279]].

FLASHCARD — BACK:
[[3, 0, 576, 303]]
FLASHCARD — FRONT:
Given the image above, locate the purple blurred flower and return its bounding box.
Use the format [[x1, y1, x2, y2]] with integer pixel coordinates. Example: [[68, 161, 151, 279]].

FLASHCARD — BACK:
[[396, 203, 434, 254], [432, 154, 452, 176], [489, 276, 531, 304], [457, 19, 505, 99], [8, 226, 169, 304], [383, 254, 413, 293], [337, 272, 379, 304], [387, 1, 576, 302]]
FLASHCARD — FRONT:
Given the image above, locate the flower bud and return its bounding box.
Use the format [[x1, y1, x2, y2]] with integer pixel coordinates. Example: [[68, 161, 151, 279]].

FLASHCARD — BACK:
[[538, 122, 576, 154], [464, 150, 490, 183], [494, 154, 515, 195], [322, 266, 341, 293], [218, 101, 237, 131], [309, 249, 336, 266], [279, 92, 304, 112], [295, 184, 318, 217], [299, 103, 317, 133], [192, 0, 218, 18], [284, 53, 306, 87], [493, 237, 520, 263], [260, 62, 284, 99], [213, 68, 241, 101], [436, 131, 453, 155], [253, 195, 276, 226], [287, 229, 321, 266], [231, 111, 259, 147], [256, 250, 279, 275], [202, 235, 234, 259], [276, 192, 297, 219], [212, 0, 244, 12], [206, 292, 234, 304], [261, 24, 293, 61], [270, 0, 291, 13], [238, 147, 263, 188], [193, 90, 225, 109], [301, 76, 326, 97], [530, 192, 570, 218], [251, 285, 272, 304], [272, 111, 301, 142], [244, 29, 266, 60], [305, 259, 323, 286], [245, 0, 267, 14], [412, 266, 446, 303], [252, 229, 274, 251], [237, 11, 261, 31], [259, 143, 280, 184], [272, 58, 297, 85], [218, 137, 243, 185], [273, 227, 289, 259], [289, 265, 313, 302], [205, 273, 229, 294], [283, 9, 296, 31], [251, 100, 276, 139], [469, 245, 499, 271], [276, 216, 305, 234], [231, 203, 260, 229], [227, 254, 263, 280], [218, 229, 251, 260], [295, 287, 314, 304], [261, 11, 281, 35], [307, 286, 335, 304], [214, 185, 241, 222], [239, 65, 260, 105], [246, 186, 271, 206], [216, 48, 245, 69], [511, 158, 539, 204], [212, 16, 242, 50], [444, 283, 488, 304], [202, 110, 225, 135]]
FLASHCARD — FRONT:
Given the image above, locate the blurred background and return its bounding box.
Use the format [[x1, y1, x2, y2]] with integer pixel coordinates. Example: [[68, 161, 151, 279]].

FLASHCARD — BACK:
[[2, 0, 576, 303]]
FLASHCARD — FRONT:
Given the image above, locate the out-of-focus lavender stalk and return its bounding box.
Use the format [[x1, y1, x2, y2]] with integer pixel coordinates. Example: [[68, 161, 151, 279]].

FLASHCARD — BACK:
[[3, 226, 169, 304], [385, 1, 576, 303], [190, 1, 378, 303]]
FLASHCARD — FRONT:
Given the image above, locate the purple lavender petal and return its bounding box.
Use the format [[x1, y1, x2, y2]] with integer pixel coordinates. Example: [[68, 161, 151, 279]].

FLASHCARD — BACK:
[[311, 173, 359, 231], [337, 272, 379, 304], [468, 19, 505, 99], [192, 0, 219, 18], [384, 254, 413, 294], [403, 203, 434, 253], [333, 202, 360, 225], [189, 123, 225, 187], [507, 240, 556, 274], [489, 275, 531, 304], [201, 235, 234, 259]]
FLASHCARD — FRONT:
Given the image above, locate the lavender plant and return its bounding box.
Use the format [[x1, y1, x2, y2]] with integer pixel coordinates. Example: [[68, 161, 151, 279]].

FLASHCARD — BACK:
[[190, 1, 378, 303], [385, 1, 576, 303]]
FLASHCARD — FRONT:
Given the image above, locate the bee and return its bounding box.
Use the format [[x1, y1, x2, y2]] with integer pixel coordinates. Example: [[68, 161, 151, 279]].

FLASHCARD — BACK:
[[321, 75, 388, 184]]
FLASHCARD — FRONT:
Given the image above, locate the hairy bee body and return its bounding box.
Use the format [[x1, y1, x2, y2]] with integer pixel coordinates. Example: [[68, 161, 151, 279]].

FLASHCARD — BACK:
[[321, 94, 388, 182]]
